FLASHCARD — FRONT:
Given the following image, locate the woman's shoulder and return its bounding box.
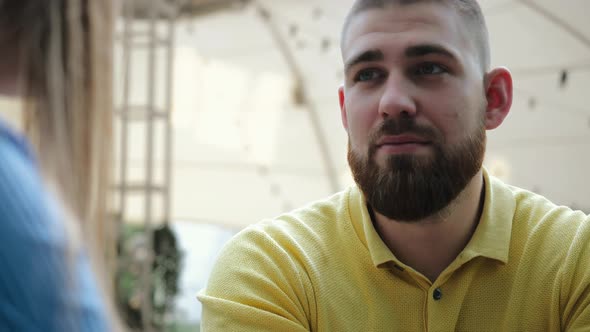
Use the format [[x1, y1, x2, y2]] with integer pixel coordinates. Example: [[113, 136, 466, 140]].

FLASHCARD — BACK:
[[0, 118, 36, 164], [0, 119, 110, 331], [0, 117, 59, 240]]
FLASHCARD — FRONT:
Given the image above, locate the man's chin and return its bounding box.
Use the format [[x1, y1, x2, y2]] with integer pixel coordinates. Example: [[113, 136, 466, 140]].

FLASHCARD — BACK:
[[374, 153, 433, 171], [375, 147, 432, 160]]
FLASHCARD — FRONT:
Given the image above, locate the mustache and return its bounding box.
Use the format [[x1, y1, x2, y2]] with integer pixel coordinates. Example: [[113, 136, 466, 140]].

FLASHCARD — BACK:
[[369, 118, 439, 146]]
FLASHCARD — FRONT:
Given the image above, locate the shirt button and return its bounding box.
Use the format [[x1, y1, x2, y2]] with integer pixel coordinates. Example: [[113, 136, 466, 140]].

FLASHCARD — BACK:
[[433, 288, 443, 301]]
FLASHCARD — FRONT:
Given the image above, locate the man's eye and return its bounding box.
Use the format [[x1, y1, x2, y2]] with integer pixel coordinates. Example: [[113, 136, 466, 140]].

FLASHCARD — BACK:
[[415, 63, 446, 75], [355, 69, 382, 82]]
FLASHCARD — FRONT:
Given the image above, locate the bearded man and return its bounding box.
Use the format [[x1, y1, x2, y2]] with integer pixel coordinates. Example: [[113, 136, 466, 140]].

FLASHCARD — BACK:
[[199, 1, 590, 330]]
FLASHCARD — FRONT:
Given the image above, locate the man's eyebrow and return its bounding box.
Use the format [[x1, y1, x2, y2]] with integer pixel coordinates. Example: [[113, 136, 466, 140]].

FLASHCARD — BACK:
[[344, 45, 458, 74], [405, 44, 457, 60], [344, 49, 384, 74]]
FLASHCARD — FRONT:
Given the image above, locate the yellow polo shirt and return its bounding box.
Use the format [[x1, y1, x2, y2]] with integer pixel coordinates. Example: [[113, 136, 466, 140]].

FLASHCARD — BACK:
[[198, 170, 590, 331]]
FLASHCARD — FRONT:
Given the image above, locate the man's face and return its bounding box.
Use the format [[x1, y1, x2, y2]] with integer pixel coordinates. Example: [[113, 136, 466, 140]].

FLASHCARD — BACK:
[[339, 3, 488, 221]]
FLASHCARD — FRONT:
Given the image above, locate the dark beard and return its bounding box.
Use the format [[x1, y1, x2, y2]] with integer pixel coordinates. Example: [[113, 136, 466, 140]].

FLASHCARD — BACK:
[[348, 116, 486, 222]]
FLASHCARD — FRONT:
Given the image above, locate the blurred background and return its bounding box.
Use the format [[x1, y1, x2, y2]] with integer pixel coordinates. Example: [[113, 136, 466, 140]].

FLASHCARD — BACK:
[[1, 0, 589, 330]]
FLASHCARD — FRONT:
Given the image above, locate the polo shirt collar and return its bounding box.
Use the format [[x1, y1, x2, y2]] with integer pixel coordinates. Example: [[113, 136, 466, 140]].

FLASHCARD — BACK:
[[347, 184, 394, 267], [461, 168, 514, 264], [347, 168, 515, 269]]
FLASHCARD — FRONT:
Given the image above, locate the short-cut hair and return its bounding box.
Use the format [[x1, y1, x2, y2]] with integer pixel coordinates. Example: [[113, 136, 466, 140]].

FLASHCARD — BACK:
[[341, 0, 491, 71]]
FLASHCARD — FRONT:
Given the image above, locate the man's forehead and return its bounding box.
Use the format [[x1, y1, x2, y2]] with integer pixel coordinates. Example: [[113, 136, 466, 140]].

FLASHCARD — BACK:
[[341, 4, 474, 63]]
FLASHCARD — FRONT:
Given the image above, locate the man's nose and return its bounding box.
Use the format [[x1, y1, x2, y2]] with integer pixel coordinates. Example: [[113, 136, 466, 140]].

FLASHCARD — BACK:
[[378, 75, 417, 119]]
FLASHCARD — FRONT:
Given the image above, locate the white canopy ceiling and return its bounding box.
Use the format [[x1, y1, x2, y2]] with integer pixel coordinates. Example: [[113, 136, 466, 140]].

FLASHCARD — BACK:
[[113, 0, 590, 228]]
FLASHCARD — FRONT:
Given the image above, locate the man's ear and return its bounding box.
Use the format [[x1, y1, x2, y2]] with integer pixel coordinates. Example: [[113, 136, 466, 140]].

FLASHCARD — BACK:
[[484, 67, 513, 130], [338, 86, 349, 131]]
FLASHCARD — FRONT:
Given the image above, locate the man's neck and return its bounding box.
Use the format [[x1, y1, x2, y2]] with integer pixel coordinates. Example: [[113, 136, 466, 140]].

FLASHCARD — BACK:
[[372, 170, 485, 283]]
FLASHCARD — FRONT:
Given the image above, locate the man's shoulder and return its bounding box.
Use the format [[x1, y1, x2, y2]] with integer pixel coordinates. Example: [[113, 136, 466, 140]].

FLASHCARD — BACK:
[[490, 179, 590, 296], [498, 180, 590, 253], [204, 187, 358, 300], [239, 187, 354, 243], [503, 182, 588, 227], [213, 187, 357, 267]]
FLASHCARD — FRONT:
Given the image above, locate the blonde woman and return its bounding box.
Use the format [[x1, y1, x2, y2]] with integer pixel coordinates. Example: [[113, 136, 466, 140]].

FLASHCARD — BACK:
[[0, 0, 118, 330]]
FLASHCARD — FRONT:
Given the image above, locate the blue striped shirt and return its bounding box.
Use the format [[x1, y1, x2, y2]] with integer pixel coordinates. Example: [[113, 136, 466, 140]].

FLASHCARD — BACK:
[[0, 119, 110, 331]]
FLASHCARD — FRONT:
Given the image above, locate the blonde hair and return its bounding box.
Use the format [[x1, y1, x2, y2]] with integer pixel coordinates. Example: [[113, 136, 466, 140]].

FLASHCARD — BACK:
[[1, 0, 121, 328]]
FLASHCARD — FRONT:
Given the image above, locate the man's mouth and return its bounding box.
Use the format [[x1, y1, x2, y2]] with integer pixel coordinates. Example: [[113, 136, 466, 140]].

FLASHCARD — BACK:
[[376, 134, 431, 147]]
